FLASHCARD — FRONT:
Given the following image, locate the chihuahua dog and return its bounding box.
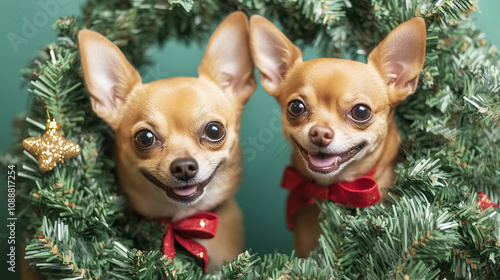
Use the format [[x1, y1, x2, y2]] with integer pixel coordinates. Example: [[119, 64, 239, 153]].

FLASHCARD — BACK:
[[78, 12, 256, 270], [250, 16, 426, 257]]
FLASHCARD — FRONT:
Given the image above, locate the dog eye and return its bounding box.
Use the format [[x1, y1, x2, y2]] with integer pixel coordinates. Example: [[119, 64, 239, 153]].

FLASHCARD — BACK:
[[204, 122, 225, 142], [287, 100, 306, 117], [351, 104, 372, 121], [134, 130, 156, 149]]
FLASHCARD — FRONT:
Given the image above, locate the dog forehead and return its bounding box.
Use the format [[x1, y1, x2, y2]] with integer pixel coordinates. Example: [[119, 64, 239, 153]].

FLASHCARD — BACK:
[[125, 78, 234, 130], [146, 78, 231, 111], [284, 58, 387, 107]]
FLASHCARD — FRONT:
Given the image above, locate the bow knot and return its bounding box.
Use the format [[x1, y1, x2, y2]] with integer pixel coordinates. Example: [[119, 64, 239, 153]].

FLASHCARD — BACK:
[[281, 166, 380, 229], [157, 212, 218, 272]]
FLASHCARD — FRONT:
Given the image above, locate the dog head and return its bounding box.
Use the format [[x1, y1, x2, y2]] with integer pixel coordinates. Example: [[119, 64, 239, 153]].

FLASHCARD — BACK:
[[250, 16, 426, 184], [79, 12, 255, 220]]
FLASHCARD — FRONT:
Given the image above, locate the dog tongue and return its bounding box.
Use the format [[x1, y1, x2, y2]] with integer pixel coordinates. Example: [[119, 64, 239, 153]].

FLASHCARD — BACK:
[[308, 153, 341, 168], [172, 185, 198, 197]]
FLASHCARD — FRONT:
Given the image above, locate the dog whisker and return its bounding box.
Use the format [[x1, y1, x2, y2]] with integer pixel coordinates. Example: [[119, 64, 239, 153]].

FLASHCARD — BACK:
[[269, 139, 292, 165]]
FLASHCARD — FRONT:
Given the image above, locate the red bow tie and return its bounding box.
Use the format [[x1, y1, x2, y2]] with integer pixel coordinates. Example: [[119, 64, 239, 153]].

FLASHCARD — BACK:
[[281, 166, 380, 229], [157, 212, 218, 272]]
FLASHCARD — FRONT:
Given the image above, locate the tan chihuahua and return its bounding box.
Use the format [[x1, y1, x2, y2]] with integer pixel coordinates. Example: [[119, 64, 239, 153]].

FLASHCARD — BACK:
[[78, 12, 256, 270], [250, 16, 426, 257]]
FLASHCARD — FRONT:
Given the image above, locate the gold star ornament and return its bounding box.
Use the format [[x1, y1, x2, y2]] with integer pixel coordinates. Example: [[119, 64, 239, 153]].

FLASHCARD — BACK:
[[23, 118, 81, 172]]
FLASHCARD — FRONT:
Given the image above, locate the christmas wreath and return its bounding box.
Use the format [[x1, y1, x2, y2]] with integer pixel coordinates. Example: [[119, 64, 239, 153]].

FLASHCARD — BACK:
[[4, 0, 500, 279]]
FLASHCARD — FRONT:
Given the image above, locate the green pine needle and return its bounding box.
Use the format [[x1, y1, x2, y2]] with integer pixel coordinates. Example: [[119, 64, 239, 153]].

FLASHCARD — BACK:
[[1, 0, 499, 279]]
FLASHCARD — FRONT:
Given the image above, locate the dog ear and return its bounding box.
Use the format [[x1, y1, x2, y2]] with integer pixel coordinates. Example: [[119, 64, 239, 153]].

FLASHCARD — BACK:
[[249, 15, 303, 98], [78, 30, 142, 129], [368, 17, 427, 106], [198, 12, 256, 105]]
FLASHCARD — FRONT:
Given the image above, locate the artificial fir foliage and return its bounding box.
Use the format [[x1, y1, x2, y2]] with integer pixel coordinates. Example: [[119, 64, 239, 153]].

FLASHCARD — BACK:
[[2, 0, 500, 279]]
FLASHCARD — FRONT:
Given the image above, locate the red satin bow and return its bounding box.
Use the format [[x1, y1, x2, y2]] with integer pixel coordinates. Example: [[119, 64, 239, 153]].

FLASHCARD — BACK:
[[157, 212, 218, 272], [281, 166, 380, 229]]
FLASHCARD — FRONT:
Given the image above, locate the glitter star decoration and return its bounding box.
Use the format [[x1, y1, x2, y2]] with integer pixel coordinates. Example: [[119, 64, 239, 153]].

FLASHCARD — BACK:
[[23, 118, 81, 172]]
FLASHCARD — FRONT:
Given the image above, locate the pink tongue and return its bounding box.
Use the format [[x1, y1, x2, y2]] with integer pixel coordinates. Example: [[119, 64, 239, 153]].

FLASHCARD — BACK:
[[308, 153, 340, 168], [173, 185, 198, 197]]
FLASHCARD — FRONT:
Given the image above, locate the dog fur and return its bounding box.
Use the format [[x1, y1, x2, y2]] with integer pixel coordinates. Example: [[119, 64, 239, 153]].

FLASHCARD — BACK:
[[249, 15, 426, 257], [78, 12, 256, 270]]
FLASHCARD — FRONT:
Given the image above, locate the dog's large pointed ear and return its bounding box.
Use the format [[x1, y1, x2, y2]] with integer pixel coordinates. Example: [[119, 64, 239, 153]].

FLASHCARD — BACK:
[[198, 12, 256, 105], [78, 30, 142, 129], [249, 15, 303, 98], [368, 17, 427, 106]]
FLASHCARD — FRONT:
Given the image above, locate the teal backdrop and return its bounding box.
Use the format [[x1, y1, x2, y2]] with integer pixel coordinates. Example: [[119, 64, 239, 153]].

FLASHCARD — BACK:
[[1, 1, 499, 278]]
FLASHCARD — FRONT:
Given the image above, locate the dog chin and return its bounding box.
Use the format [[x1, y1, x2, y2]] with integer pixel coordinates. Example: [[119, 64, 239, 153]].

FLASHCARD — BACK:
[[168, 176, 229, 221], [141, 162, 222, 206], [164, 185, 207, 206], [303, 153, 368, 186], [291, 135, 368, 181]]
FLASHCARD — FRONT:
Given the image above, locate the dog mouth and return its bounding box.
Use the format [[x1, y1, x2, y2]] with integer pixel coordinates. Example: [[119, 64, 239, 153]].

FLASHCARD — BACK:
[[291, 136, 366, 173], [141, 163, 221, 203]]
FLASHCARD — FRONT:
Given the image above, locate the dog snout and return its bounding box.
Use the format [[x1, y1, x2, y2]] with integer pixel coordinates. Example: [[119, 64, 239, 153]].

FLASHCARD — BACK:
[[170, 158, 199, 181], [309, 125, 334, 147]]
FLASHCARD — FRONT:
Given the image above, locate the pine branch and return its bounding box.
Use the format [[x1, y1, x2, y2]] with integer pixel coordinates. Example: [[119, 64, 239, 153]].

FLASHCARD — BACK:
[[2, 0, 499, 279]]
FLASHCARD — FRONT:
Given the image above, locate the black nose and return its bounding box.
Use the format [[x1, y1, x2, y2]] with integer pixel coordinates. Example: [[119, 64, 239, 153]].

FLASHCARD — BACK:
[[170, 158, 198, 181]]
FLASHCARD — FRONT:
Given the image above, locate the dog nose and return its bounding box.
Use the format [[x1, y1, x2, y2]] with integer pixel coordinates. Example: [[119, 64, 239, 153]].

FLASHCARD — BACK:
[[170, 158, 198, 181], [309, 125, 334, 146]]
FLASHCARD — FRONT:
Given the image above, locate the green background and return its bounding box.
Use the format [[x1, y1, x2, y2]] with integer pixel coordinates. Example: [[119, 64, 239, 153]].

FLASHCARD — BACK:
[[1, 0, 499, 278]]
